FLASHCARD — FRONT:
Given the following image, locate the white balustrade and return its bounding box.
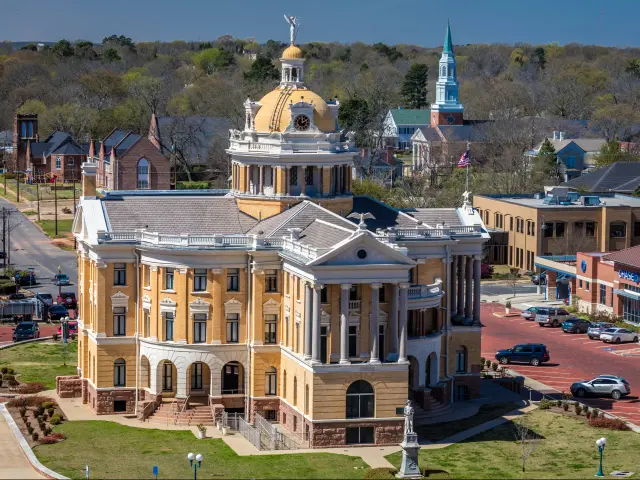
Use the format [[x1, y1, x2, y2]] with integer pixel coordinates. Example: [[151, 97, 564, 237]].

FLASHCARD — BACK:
[[348, 300, 361, 311]]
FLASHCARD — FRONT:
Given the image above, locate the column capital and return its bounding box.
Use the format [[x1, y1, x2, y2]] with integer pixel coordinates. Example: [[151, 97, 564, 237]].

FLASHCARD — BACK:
[[399, 282, 411, 289], [340, 284, 352, 290], [370, 283, 383, 290], [473, 255, 483, 261], [312, 283, 324, 291]]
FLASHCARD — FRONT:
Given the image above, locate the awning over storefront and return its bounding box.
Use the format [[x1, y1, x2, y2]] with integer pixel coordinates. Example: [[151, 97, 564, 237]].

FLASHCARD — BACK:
[[614, 288, 640, 301]]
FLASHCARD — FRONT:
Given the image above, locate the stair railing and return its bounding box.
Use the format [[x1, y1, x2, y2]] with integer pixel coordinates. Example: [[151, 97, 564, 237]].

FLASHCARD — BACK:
[[175, 395, 190, 425]]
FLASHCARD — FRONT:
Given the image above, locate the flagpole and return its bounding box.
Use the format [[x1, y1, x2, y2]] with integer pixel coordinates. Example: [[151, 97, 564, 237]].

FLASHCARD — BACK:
[[466, 164, 469, 192]]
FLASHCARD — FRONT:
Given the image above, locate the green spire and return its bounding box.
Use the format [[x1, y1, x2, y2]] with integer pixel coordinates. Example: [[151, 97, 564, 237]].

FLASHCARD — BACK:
[[443, 20, 453, 54]]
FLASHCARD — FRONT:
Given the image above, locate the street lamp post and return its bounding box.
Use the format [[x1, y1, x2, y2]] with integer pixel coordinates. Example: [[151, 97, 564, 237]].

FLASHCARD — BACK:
[[595, 437, 607, 477], [57, 265, 62, 296], [187, 452, 203, 480]]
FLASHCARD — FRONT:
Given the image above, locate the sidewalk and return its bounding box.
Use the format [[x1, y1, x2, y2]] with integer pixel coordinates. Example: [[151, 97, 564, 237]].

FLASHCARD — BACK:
[[0, 407, 45, 479], [481, 292, 565, 311]]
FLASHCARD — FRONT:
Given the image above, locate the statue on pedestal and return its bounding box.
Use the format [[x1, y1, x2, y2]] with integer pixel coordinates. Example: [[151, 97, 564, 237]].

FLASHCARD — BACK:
[[284, 15, 299, 45], [396, 400, 421, 479]]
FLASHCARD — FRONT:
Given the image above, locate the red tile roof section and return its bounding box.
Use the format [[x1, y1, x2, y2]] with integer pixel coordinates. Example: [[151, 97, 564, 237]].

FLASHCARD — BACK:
[[603, 245, 640, 269]]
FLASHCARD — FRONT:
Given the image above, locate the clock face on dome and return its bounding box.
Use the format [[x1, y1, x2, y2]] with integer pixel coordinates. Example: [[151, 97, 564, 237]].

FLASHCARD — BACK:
[[294, 114, 311, 131]]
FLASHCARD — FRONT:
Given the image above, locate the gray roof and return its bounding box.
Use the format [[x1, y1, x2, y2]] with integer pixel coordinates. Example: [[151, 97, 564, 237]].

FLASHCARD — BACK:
[[27, 131, 82, 158], [29, 142, 49, 157], [249, 201, 356, 238], [564, 163, 640, 193], [52, 141, 84, 155], [103, 129, 129, 148], [103, 195, 257, 234], [154, 116, 230, 164], [478, 192, 640, 209], [297, 220, 352, 248], [350, 196, 418, 231], [438, 124, 488, 142], [403, 208, 462, 226]]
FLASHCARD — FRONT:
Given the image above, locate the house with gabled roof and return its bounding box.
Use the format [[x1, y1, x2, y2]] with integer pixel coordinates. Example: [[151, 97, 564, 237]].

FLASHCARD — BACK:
[[383, 108, 431, 150]]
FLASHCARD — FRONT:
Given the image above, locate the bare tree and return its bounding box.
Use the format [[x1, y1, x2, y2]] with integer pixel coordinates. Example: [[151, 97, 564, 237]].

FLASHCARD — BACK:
[[505, 268, 520, 297], [513, 417, 539, 473]]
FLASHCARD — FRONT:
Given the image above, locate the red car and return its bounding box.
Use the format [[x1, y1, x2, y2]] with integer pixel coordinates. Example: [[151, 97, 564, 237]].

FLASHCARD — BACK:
[[57, 321, 78, 339], [57, 292, 77, 310]]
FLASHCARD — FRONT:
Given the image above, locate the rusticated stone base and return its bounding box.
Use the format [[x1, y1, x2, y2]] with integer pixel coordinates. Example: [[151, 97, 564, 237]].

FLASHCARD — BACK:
[[85, 381, 137, 415], [311, 421, 403, 447], [453, 373, 481, 399], [250, 398, 281, 422], [56, 375, 82, 398]]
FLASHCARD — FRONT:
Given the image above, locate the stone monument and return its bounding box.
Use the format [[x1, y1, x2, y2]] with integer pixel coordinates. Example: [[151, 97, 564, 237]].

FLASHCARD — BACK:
[[396, 400, 422, 479]]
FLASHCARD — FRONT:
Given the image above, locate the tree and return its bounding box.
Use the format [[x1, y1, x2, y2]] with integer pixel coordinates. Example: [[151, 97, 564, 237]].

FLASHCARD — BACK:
[[243, 55, 279, 84], [505, 268, 520, 296], [52, 40, 74, 58], [514, 417, 539, 473], [400, 63, 429, 109], [595, 139, 640, 167], [102, 48, 121, 63], [531, 47, 547, 70], [625, 59, 640, 79], [590, 104, 640, 141], [74, 41, 97, 59], [193, 48, 235, 75], [509, 48, 528, 68], [102, 34, 136, 52], [536, 138, 558, 176], [122, 69, 168, 116]]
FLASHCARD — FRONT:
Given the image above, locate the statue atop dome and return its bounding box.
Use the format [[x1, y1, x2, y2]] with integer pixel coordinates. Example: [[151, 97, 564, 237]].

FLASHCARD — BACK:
[[284, 14, 299, 45]]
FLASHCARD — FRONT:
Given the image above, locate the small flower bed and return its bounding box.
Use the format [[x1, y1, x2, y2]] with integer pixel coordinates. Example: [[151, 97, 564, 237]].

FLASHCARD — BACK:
[[535, 398, 630, 431], [7, 396, 66, 447]]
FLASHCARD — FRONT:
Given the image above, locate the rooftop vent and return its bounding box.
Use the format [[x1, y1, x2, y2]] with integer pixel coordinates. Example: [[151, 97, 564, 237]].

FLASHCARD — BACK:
[[581, 196, 601, 206]]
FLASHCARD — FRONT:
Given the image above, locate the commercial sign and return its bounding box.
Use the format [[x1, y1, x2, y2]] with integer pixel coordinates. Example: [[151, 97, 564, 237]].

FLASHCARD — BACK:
[[619, 269, 640, 284]]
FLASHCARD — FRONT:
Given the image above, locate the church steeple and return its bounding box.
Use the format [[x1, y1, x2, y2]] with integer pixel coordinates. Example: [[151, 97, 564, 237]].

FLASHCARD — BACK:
[[430, 21, 464, 127]]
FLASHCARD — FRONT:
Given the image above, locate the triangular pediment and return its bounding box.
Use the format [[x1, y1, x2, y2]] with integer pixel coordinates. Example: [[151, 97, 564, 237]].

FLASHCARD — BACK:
[[160, 297, 177, 306], [411, 129, 427, 142], [308, 231, 416, 268]]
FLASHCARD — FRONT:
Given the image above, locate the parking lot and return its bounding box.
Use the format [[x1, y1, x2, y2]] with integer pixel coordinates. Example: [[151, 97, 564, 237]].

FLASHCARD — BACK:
[[481, 302, 640, 426]]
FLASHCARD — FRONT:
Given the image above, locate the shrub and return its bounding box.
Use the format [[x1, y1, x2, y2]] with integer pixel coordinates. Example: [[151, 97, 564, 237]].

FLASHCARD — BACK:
[[364, 468, 397, 479], [3, 374, 15, 382], [539, 399, 553, 410], [52, 333, 59, 341], [62, 207, 72, 214], [556, 400, 563, 408], [19, 382, 46, 394], [583, 405, 589, 414], [485, 359, 491, 368], [177, 181, 210, 190], [491, 362, 498, 371], [480, 357, 486, 366], [44, 427, 51, 436], [592, 409, 600, 419], [31, 432, 39, 441], [48, 408, 54, 417], [40, 432, 65, 444], [422, 469, 452, 479], [7, 395, 55, 408], [7, 368, 14, 375], [39, 436, 59, 444], [563, 402, 569, 411], [41, 402, 54, 409], [0, 367, 7, 374], [586, 411, 592, 419], [42, 413, 48, 421], [25, 421, 31, 428], [39, 422, 46, 431], [27, 426, 33, 435], [19, 407, 26, 417], [50, 417, 61, 425], [588, 417, 630, 431], [562, 391, 571, 401], [574, 404, 582, 415], [8, 378, 19, 387], [480, 263, 494, 278], [37, 406, 45, 416], [36, 415, 43, 423]]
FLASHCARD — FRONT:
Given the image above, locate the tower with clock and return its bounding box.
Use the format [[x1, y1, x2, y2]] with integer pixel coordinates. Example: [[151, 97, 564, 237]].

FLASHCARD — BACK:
[[430, 21, 464, 127]]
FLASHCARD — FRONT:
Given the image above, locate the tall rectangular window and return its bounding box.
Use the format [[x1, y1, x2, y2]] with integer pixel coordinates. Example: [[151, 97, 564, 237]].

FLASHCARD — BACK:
[[165, 312, 174, 341], [55, 156, 61, 170], [543, 223, 553, 238], [320, 286, 328, 304], [113, 307, 126, 336], [265, 269, 278, 293], [600, 284, 607, 305], [305, 166, 314, 185], [193, 269, 207, 292], [114, 263, 126, 285], [586, 222, 596, 237], [555, 223, 565, 238], [226, 313, 239, 343], [193, 313, 207, 343], [290, 167, 298, 185], [265, 314, 277, 344], [165, 268, 174, 290], [227, 268, 239, 292], [348, 326, 357, 357], [144, 266, 150, 287]]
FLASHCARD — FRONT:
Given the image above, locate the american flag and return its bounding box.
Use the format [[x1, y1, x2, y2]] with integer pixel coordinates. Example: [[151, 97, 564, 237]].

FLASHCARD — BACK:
[[457, 150, 470, 168]]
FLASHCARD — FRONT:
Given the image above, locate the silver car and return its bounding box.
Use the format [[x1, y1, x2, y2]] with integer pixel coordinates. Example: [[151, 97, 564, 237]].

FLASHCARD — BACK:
[[587, 322, 615, 340], [599, 328, 639, 344], [535, 308, 572, 328], [520, 307, 540, 320], [570, 375, 631, 400]]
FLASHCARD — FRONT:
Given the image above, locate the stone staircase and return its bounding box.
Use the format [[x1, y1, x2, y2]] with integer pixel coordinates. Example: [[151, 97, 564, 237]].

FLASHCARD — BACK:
[[413, 395, 453, 424], [145, 398, 214, 426]]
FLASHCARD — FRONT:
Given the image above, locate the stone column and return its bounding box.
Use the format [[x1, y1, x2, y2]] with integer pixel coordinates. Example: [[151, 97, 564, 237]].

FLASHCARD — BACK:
[[457, 255, 465, 317], [304, 283, 312, 359], [347, 166, 352, 193], [412, 143, 417, 171], [473, 256, 482, 325], [388, 283, 399, 357], [340, 284, 351, 364], [246, 165, 251, 193], [370, 283, 381, 364], [465, 255, 473, 320], [398, 283, 410, 362], [259, 165, 264, 195], [311, 284, 323, 364], [451, 256, 458, 318]]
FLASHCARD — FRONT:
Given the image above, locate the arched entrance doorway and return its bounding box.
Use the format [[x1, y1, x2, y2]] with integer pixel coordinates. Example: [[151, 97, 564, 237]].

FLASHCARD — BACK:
[[426, 352, 438, 387], [407, 356, 419, 396]]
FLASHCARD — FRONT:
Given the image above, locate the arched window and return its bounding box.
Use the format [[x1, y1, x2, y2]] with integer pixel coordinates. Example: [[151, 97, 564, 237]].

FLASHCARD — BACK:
[[114, 359, 126, 387], [304, 384, 309, 414], [456, 346, 467, 373], [137, 158, 150, 189], [222, 361, 243, 394], [265, 367, 277, 396], [346, 380, 374, 418], [293, 376, 298, 406], [441, 66, 446, 77]]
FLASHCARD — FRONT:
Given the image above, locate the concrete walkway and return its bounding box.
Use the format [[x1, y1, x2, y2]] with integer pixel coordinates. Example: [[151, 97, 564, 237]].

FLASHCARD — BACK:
[[0, 408, 45, 479]]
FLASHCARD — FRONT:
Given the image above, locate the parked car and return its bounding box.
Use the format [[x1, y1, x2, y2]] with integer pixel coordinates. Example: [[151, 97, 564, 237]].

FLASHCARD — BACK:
[[535, 308, 572, 327], [520, 307, 540, 320], [561, 318, 591, 334], [49, 305, 69, 321], [36, 292, 54, 305], [57, 292, 77, 310], [54, 274, 70, 286], [8, 293, 26, 300], [12, 321, 40, 342], [599, 328, 639, 344], [532, 271, 547, 285], [587, 322, 615, 340], [57, 320, 78, 339], [495, 343, 550, 366], [571, 375, 631, 400]]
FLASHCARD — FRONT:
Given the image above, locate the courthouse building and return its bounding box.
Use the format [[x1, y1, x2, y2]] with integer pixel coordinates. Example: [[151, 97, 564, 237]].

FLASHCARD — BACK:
[[60, 24, 489, 448]]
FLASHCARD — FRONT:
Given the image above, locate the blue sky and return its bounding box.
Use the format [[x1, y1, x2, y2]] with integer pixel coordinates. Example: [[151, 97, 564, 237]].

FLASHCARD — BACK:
[[4, 0, 639, 47]]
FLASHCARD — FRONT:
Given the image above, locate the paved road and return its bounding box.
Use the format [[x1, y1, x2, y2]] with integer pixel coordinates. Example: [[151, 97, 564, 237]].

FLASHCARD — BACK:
[[0, 410, 44, 479], [481, 281, 539, 296], [481, 302, 640, 425], [0, 197, 76, 299]]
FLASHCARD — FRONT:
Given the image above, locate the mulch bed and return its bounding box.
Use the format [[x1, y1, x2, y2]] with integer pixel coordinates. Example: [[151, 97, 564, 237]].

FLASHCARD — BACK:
[[6, 396, 67, 447]]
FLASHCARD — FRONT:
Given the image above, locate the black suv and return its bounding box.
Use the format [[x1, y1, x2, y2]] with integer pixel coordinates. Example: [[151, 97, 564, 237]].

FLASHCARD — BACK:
[[12, 321, 40, 342], [495, 344, 550, 366]]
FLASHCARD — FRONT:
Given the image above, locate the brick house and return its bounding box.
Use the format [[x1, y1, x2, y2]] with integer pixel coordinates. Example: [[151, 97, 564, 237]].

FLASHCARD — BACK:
[[89, 129, 170, 190]]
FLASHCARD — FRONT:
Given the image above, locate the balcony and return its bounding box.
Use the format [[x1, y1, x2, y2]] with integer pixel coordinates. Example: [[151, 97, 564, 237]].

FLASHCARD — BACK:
[[407, 280, 443, 310], [349, 300, 361, 313]]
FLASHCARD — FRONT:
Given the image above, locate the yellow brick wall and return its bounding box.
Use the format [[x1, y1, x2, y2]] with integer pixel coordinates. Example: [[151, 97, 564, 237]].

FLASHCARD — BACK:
[[251, 351, 282, 396], [280, 355, 312, 414], [95, 342, 136, 388], [447, 330, 481, 374]]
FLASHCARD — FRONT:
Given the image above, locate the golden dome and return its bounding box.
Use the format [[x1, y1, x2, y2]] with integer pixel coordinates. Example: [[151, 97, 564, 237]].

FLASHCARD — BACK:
[[254, 88, 336, 133], [281, 44, 304, 59]]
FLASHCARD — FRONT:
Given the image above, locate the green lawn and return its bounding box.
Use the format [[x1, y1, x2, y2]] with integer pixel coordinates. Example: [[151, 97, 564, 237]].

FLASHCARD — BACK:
[[36, 219, 74, 238], [387, 409, 640, 478], [36, 421, 368, 479], [0, 341, 77, 389]]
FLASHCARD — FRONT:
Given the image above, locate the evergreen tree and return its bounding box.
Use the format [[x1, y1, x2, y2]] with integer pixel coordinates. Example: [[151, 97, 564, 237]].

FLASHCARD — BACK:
[[595, 140, 640, 167], [536, 138, 558, 179], [531, 47, 547, 70], [243, 55, 279, 84], [400, 63, 429, 109]]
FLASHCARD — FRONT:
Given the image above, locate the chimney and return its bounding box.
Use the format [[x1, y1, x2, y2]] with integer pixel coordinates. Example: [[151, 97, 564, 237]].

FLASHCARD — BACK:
[[81, 162, 97, 198], [552, 131, 558, 140], [88, 140, 95, 159], [559, 131, 565, 140]]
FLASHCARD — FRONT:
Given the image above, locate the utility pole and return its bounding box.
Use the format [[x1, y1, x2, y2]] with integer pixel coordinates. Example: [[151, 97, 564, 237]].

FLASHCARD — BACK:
[[3, 171, 6, 196], [73, 179, 77, 250], [7, 209, 11, 267], [36, 182, 40, 222], [54, 177, 58, 237], [16, 171, 20, 203], [2, 208, 5, 269]]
